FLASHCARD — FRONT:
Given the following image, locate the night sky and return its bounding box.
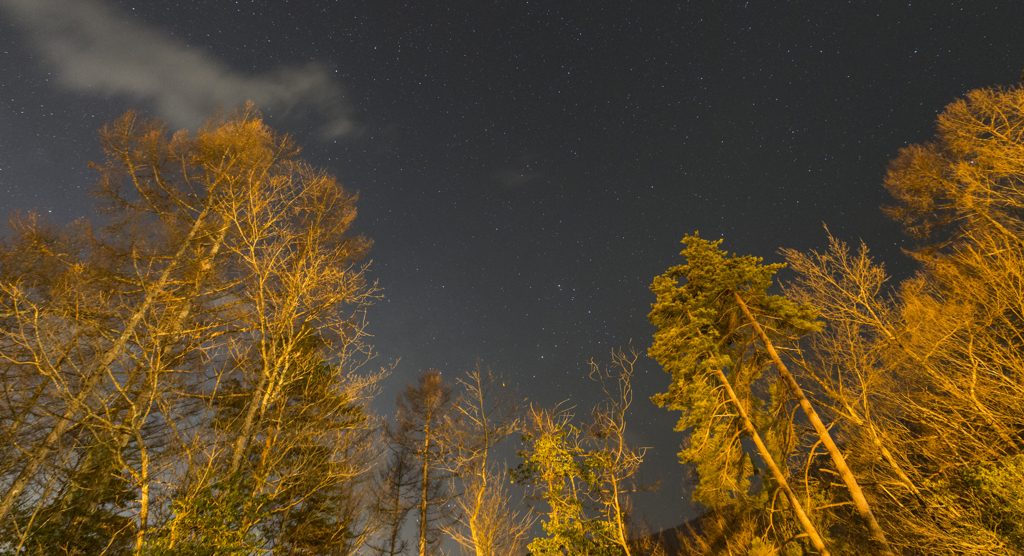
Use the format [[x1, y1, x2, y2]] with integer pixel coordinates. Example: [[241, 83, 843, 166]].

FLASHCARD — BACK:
[[2, 0, 1023, 532]]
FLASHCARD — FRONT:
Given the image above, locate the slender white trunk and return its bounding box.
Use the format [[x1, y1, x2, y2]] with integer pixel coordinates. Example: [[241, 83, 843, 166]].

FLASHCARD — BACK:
[[419, 415, 431, 556], [733, 291, 893, 556], [133, 430, 150, 551], [713, 366, 830, 556], [0, 206, 215, 524]]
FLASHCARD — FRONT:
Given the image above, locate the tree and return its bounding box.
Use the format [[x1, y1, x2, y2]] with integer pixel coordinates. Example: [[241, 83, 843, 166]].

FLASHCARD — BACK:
[[0, 214, 141, 555], [443, 365, 529, 556], [783, 85, 1024, 555], [516, 404, 615, 556], [388, 370, 461, 556], [514, 351, 651, 556], [368, 445, 416, 556], [446, 466, 534, 556], [141, 105, 382, 554], [0, 108, 257, 550], [584, 349, 651, 556], [884, 86, 1024, 254], [0, 105, 384, 554], [648, 234, 830, 555], [765, 85, 1024, 555]]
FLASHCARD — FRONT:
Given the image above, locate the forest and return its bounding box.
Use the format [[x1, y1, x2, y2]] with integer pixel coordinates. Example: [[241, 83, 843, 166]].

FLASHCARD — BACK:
[[1, 85, 1023, 556]]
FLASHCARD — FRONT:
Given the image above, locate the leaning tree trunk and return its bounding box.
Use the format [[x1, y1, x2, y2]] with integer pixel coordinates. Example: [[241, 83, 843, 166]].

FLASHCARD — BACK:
[[0, 206, 217, 524], [713, 365, 830, 556], [733, 290, 894, 556]]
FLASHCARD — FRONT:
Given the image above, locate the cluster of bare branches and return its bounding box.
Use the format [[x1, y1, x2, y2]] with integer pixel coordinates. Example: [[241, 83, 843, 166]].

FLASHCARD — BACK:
[[776, 87, 1024, 556], [776, 86, 1024, 556], [372, 366, 532, 556], [0, 104, 634, 556], [643, 86, 1024, 556], [0, 105, 385, 555]]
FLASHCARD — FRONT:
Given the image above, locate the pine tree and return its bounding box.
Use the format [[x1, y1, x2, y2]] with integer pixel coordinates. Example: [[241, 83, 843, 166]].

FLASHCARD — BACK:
[[648, 234, 829, 555]]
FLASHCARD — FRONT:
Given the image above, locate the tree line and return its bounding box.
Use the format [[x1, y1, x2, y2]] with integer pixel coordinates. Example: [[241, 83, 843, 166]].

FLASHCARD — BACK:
[[0, 103, 646, 556], [2, 85, 1024, 555], [647, 85, 1024, 556]]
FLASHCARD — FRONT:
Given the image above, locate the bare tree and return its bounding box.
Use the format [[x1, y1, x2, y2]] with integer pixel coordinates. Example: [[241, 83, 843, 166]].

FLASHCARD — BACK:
[[585, 348, 652, 556], [148, 106, 382, 554], [388, 370, 460, 556], [445, 465, 534, 556], [0, 105, 385, 554], [778, 86, 1024, 555], [443, 365, 528, 556], [369, 444, 417, 556], [0, 106, 245, 549]]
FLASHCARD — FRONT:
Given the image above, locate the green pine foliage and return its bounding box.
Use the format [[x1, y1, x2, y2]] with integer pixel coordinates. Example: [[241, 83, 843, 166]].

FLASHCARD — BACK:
[[647, 234, 828, 553], [139, 474, 266, 556], [647, 234, 818, 507]]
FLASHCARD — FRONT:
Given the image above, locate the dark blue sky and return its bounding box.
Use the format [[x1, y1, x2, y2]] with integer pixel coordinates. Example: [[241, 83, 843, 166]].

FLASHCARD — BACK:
[[3, 0, 1023, 530]]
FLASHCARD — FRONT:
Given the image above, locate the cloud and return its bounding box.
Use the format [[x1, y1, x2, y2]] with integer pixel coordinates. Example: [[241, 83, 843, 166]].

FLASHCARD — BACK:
[[495, 154, 546, 189], [0, 0, 357, 138], [495, 168, 543, 189]]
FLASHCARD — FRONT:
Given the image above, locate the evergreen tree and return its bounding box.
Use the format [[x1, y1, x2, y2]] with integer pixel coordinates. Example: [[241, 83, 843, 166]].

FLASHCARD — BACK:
[[647, 234, 829, 555]]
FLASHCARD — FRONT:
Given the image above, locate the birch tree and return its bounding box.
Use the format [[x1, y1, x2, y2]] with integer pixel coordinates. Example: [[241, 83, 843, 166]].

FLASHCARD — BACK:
[[780, 85, 1024, 555], [0, 105, 384, 554], [443, 366, 526, 556]]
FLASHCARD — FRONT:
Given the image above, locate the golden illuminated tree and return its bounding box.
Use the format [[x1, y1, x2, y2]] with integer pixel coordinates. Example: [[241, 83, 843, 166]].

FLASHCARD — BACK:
[[443, 366, 529, 556], [647, 235, 830, 556], [0, 105, 383, 554], [877, 86, 1024, 556], [780, 85, 1024, 555], [884, 86, 1024, 252], [514, 351, 651, 556]]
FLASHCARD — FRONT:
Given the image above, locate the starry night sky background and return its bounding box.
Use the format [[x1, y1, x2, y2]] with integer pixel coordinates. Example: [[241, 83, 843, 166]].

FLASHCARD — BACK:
[[2, 0, 1023, 532]]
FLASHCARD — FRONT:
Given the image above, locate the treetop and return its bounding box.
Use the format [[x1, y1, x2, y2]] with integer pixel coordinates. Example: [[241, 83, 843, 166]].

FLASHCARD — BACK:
[[648, 233, 820, 389]]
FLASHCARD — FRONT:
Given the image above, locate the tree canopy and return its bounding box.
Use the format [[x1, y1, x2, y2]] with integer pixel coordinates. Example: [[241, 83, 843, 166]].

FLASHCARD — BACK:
[[5, 86, 1024, 556]]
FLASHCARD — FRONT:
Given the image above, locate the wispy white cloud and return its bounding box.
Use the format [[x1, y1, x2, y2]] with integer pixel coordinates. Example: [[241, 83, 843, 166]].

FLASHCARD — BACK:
[[1, 0, 357, 138], [495, 154, 546, 189]]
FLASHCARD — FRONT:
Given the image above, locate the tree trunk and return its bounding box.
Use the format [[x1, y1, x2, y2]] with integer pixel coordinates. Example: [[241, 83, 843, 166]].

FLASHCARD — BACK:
[[610, 478, 631, 556], [733, 291, 894, 556], [419, 418, 431, 556], [713, 365, 830, 555], [133, 428, 151, 552], [230, 368, 270, 475], [0, 206, 215, 524]]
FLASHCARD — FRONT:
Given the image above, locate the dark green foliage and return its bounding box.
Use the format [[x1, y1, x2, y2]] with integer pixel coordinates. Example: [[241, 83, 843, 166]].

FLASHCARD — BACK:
[[958, 455, 1024, 551], [140, 474, 266, 556], [0, 441, 135, 556]]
